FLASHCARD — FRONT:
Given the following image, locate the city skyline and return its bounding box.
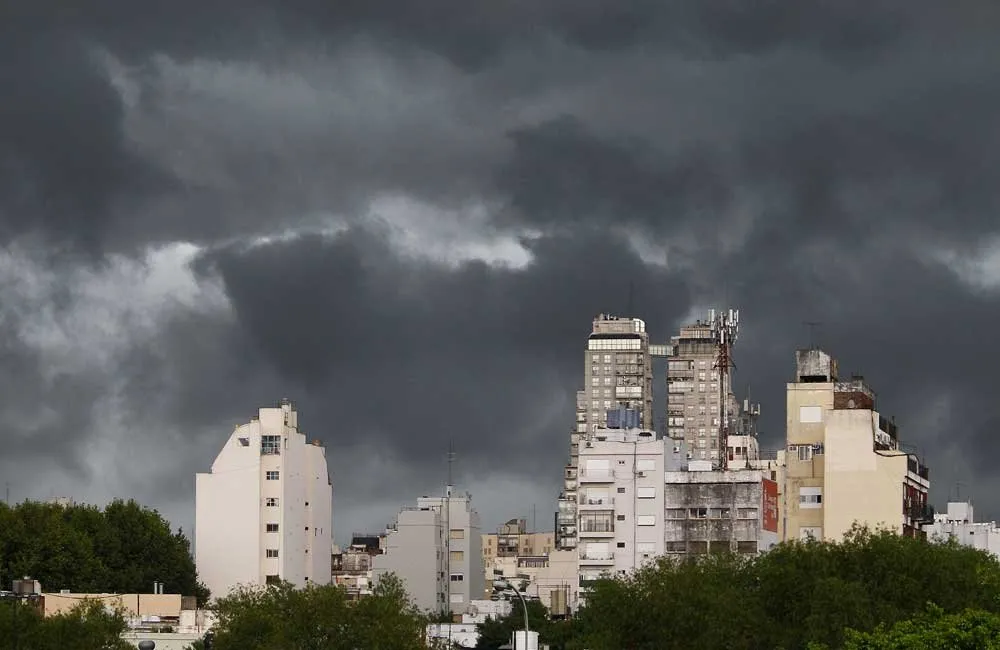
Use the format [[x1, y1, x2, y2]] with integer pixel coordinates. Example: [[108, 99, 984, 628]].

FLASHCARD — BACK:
[[2, 2, 999, 545]]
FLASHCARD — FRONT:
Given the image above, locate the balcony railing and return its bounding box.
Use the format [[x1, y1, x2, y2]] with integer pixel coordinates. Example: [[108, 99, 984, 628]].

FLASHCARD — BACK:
[[579, 552, 615, 562], [579, 496, 614, 506], [579, 523, 614, 534], [578, 469, 614, 480]]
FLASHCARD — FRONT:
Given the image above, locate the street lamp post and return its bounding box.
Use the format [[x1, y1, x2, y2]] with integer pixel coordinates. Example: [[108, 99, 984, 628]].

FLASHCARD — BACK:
[[505, 579, 530, 649]]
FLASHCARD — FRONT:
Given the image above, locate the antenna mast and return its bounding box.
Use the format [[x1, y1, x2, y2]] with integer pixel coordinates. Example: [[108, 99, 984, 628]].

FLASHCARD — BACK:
[[445, 442, 456, 626], [712, 309, 739, 471]]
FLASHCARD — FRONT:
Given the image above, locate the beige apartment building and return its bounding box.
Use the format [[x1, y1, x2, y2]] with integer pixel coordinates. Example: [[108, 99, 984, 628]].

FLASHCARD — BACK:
[[482, 518, 554, 595], [783, 349, 932, 542]]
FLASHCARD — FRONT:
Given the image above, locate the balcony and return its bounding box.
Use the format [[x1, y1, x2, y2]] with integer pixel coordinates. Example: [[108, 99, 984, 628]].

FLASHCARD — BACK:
[[906, 502, 935, 524], [578, 469, 614, 483], [579, 552, 615, 565], [579, 496, 614, 509]]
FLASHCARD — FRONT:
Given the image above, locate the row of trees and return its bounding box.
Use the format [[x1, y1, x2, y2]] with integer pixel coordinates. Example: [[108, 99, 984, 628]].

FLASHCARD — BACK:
[[514, 525, 1000, 650], [0, 499, 208, 602]]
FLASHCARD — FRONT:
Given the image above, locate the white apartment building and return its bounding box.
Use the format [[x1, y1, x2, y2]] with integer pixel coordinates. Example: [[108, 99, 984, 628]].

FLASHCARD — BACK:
[[924, 501, 1000, 555], [577, 429, 666, 592], [374, 493, 484, 615], [195, 400, 332, 600]]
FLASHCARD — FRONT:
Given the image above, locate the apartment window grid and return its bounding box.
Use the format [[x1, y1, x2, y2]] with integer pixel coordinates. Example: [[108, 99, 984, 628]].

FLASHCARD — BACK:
[[266, 549, 279, 558], [265, 497, 278, 507], [266, 523, 279, 532], [265, 471, 280, 480]]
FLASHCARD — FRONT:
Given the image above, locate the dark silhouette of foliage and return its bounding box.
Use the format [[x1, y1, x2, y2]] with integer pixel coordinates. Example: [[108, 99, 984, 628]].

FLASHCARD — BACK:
[[0, 499, 208, 603]]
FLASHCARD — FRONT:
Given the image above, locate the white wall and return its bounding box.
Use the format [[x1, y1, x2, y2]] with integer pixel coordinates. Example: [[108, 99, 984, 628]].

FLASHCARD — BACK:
[[196, 402, 332, 600]]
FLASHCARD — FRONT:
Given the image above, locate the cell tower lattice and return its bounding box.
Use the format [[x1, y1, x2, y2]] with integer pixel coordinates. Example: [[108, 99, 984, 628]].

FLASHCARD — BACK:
[[711, 309, 739, 471]]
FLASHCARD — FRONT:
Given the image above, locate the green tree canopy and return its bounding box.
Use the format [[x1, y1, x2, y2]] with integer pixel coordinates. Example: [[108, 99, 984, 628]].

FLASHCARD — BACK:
[[0, 597, 132, 650], [573, 526, 1000, 650], [0, 499, 208, 602], [842, 605, 1000, 650], [209, 573, 427, 650]]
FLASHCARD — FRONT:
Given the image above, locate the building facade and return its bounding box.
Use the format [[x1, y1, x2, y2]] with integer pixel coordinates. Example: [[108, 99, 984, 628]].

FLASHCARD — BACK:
[[374, 493, 484, 615], [783, 349, 932, 542], [576, 429, 666, 593], [195, 400, 333, 600], [924, 501, 1000, 556], [665, 311, 740, 467], [331, 534, 385, 600], [558, 314, 653, 551]]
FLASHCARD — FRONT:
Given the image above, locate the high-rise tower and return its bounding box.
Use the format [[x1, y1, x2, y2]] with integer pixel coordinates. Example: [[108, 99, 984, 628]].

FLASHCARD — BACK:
[[557, 314, 654, 551], [665, 309, 740, 468]]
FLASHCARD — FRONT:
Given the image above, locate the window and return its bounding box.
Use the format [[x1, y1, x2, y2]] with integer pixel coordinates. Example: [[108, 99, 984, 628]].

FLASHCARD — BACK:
[[449, 551, 464, 563], [265, 574, 280, 585], [450, 574, 464, 582], [799, 487, 823, 509], [616, 514, 626, 521], [266, 471, 279, 481], [637, 515, 655, 526], [800, 526, 822, 540], [738, 508, 758, 519], [266, 523, 279, 532], [616, 542, 626, 548], [637, 487, 655, 499], [636, 459, 655, 472], [666, 508, 686, 519], [265, 497, 278, 507], [238, 437, 250, 447], [266, 549, 279, 558], [261, 435, 281, 455], [450, 529, 465, 540], [617, 487, 626, 493], [689, 507, 707, 519], [665, 541, 686, 553], [798, 445, 814, 461], [637, 542, 657, 553], [799, 405, 823, 423]]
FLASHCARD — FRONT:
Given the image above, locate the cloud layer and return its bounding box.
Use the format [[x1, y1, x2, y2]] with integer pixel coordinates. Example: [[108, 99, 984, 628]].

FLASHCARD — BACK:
[[3, 2, 1000, 541]]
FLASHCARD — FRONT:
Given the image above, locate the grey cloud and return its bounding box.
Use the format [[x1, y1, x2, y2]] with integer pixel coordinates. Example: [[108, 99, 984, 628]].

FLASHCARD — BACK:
[[4, 0, 1000, 542]]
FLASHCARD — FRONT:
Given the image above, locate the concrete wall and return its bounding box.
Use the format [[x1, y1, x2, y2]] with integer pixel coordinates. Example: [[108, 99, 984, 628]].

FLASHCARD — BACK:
[[783, 382, 833, 541], [43, 593, 183, 617], [374, 507, 445, 613], [664, 470, 766, 554], [123, 632, 202, 650], [824, 409, 906, 540]]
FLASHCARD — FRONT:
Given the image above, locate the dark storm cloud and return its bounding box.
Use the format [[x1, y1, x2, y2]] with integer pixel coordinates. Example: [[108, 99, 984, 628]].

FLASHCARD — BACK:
[[201, 225, 686, 488], [4, 0, 1000, 538]]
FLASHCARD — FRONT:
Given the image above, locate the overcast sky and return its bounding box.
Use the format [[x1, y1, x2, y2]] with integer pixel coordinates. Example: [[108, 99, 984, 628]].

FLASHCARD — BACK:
[[3, 2, 1000, 545]]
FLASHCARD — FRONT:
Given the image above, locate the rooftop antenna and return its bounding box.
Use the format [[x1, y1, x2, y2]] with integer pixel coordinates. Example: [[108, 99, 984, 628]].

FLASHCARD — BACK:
[[713, 308, 739, 471], [804, 321, 821, 350]]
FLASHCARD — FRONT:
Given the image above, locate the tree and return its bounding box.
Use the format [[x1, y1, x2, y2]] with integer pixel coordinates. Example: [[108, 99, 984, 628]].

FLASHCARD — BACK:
[[209, 574, 427, 650], [475, 599, 561, 650], [843, 605, 1000, 650], [0, 598, 133, 650], [572, 526, 1000, 650], [0, 499, 209, 603]]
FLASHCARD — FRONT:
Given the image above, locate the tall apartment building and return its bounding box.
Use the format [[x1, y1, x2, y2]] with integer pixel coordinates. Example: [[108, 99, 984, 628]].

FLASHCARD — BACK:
[[783, 349, 932, 542], [195, 400, 333, 600], [558, 314, 653, 551], [576, 429, 666, 595], [665, 310, 740, 467], [374, 493, 484, 615]]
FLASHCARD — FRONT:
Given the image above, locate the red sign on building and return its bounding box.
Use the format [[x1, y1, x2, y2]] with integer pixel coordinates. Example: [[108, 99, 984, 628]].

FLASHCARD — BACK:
[[762, 479, 779, 533]]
